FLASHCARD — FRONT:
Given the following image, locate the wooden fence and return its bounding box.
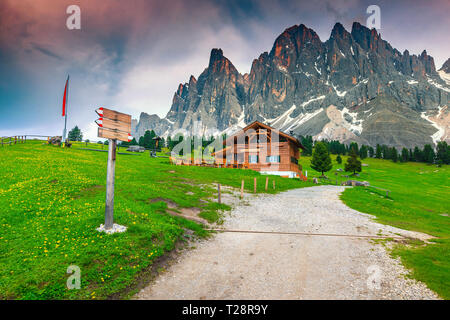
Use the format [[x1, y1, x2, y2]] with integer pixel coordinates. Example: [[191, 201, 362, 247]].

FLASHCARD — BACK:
[[0, 135, 54, 147], [1, 136, 26, 146]]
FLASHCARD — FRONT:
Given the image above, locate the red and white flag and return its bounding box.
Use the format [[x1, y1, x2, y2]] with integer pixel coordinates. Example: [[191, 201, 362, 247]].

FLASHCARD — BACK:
[[62, 76, 69, 117]]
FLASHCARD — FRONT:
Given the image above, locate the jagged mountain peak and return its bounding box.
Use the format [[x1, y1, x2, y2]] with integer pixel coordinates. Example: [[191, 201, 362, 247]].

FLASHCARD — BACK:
[[189, 75, 197, 84], [206, 48, 241, 77], [208, 48, 224, 67], [330, 22, 349, 38], [270, 23, 321, 57], [440, 58, 450, 72], [134, 21, 449, 149]]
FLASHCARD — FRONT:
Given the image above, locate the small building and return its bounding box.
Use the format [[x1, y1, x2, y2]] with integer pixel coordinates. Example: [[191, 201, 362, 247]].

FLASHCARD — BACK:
[[213, 121, 304, 178]]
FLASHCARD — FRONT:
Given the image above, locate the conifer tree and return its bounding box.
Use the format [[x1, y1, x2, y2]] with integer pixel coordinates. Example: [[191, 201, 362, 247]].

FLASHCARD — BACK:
[[344, 147, 362, 174], [310, 142, 332, 177]]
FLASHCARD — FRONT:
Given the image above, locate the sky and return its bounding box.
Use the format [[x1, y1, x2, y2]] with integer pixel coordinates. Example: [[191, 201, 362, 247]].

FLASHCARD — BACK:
[[0, 0, 449, 140]]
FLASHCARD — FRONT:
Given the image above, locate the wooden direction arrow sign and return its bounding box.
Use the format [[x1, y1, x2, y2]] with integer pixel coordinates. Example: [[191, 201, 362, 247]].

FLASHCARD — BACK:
[[98, 127, 132, 142], [96, 117, 131, 133], [96, 107, 131, 124]]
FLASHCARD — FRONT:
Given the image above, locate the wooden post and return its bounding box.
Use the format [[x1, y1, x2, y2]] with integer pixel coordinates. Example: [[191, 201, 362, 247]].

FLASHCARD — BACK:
[[254, 177, 257, 193], [240, 180, 244, 199], [273, 180, 275, 190], [104, 139, 117, 230], [14, 136, 17, 144], [217, 183, 221, 204], [265, 177, 268, 191]]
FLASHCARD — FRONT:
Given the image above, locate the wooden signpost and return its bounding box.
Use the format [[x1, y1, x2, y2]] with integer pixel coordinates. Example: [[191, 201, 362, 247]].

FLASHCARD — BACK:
[[95, 107, 133, 231]]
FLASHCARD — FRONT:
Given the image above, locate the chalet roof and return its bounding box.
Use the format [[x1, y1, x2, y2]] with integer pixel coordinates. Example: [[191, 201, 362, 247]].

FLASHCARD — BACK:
[[226, 121, 304, 149]]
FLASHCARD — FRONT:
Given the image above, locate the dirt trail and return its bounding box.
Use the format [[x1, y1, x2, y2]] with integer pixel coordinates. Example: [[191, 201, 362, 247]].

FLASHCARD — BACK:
[[135, 186, 439, 300]]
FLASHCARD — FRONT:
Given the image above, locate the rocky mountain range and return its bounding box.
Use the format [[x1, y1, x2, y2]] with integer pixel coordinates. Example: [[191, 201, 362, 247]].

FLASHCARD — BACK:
[[133, 22, 449, 149]]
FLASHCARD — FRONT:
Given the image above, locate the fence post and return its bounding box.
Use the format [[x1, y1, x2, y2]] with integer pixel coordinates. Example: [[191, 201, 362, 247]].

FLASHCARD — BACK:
[[254, 177, 257, 193], [273, 180, 275, 190], [217, 183, 221, 204], [14, 136, 17, 145], [265, 177, 268, 191], [240, 180, 244, 199]]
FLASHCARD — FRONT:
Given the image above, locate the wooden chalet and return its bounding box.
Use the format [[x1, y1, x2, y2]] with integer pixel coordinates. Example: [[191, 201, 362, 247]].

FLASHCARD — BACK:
[[212, 121, 304, 178]]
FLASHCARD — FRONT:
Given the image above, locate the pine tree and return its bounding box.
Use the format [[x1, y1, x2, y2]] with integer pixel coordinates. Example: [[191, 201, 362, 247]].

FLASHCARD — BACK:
[[436, 141, 450, 164], [345, 147, 362, 174], [359, 145, 368, 159], [375, 144, 382, 159], [382, 145, 390, 159], [401, 148, 409, 162], [68, 126, 83, 141], [413, 146, 423, 162], [301, 136, 313, 156], [368, 146, 374, 158], [349, 142, 359, 155], [422, 144, 435, 164], [336, 154, 342, 164], [391, 147, 398, 162], [310, 141, 332, 177]]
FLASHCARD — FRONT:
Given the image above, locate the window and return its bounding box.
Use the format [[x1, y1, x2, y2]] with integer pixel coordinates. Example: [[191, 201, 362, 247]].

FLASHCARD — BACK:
[[266, 155, 280, 163], [248, 155, 259, 163], [291, 157, 298, 164]]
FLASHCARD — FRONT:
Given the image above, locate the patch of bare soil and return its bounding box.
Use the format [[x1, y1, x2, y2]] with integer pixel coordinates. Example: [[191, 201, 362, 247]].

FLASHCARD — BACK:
[[149, 197, 208, 225], [149, 197, 178, 209]]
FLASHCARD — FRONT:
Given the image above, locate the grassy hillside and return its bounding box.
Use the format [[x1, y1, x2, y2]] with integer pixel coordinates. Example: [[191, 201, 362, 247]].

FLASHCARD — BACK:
[[0, 141, 313, 299], [299, 155, 450, 299]]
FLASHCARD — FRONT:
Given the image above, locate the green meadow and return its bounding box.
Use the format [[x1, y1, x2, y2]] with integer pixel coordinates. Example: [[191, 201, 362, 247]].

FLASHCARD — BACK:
[[299, 155, 450, 299], [1, 141, 448, 299], [0, 140, 313, 299]]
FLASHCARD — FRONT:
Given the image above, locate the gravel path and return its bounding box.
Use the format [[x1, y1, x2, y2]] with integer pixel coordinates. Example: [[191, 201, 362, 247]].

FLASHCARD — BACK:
[[135, 186, 439, 300]]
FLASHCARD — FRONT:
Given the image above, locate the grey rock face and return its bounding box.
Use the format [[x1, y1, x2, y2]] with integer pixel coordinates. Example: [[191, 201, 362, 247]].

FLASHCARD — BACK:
[[440, 58, 450, 73], [133, 113, 171, 138], [133, 22, 449, 148]]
